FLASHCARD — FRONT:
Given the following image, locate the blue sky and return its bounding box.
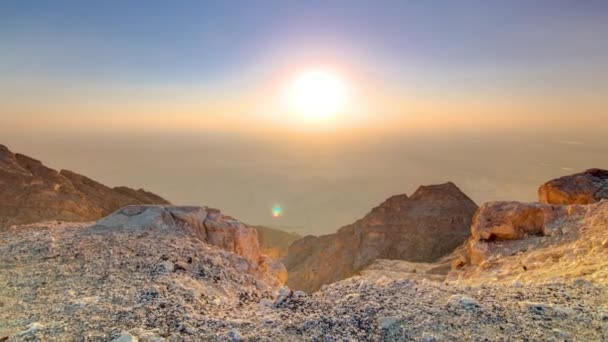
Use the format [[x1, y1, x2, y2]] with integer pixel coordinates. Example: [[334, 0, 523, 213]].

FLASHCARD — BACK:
[[1, 1, 607, 138], [2, 1, 607, 85]]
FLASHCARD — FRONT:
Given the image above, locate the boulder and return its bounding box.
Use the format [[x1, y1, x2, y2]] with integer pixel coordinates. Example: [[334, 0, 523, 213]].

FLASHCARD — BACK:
[[470, 201, 566, 241], [464, 201, 585, 265], [96, 205, 262, 264], [538, 169, 608, 205], [283, 182, 478, 292]]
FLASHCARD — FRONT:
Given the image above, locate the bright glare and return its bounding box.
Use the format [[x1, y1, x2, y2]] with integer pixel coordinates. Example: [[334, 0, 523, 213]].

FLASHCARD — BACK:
[[285, 69, 347, 120]]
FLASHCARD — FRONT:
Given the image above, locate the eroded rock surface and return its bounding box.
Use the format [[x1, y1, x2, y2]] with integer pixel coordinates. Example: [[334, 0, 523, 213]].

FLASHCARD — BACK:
[[0, 144, 170, 227], [0, 208, 286, 340], [95, 205, 287, 279], [451, 200, 608, 285], [539, 168, 608, 205], [283, 182, 478, 292], [2, 217, 606, 341]]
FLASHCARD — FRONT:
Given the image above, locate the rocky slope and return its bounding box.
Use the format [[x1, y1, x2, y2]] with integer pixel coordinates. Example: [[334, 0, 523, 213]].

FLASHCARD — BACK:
[[0, 206, 286, 341], [1, 170, 608, 340], [449, 199, 608, 285], [0, 144, 170, 227], [283, 182, 478, 292], [2, 213, 605, 341], [443, 169, 608, 286]]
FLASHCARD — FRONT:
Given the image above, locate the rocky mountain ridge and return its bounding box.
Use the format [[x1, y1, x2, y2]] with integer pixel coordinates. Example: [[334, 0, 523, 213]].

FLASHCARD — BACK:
[[0, 144, 170, 227], [283, 182, 478, 292], [1, 159, 607, 340]]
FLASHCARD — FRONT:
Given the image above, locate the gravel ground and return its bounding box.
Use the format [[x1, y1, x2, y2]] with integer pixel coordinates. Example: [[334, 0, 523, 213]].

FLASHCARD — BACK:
[[1, 221, 607, 341]]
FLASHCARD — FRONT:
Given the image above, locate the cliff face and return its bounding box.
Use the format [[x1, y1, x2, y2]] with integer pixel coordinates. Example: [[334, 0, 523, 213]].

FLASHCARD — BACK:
[[283, 182, 478, 292], [0, 144, 170, 227]]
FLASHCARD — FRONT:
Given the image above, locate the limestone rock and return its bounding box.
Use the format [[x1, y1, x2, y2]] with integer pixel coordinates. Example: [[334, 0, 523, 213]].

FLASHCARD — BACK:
[[450, 199, 608, 285], [471, 201, 568, 241], [283, 182, 477, 292], [96, 205, 262, 266], [539, 168, 608, 205], [0, 144, 170, 227], [464, 201, 586, 265]]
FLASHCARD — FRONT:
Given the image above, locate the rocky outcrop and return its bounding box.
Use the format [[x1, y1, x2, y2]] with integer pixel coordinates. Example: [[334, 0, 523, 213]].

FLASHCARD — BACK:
[[283, 182, 478, 292], [462, 201, 585, 266], [0, 213, 286, 340], [451, 199, 607, 285], [0, 144, 170, 227], [3, 219, 606, 340], [539, 168, 608, 205], [95, 205, 287, 282]]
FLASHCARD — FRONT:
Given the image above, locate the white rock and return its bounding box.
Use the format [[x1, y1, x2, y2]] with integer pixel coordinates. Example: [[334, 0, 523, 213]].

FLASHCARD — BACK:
[[448, 294, 479, 308], [113, 332, 139, 342], [227, 329, 243, 341], [378, 316, 399, 330]]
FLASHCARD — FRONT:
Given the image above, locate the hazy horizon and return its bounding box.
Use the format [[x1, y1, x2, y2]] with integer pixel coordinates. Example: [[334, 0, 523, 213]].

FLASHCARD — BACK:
[[4, 128, 607, 235], [2, 1, 607, 234]]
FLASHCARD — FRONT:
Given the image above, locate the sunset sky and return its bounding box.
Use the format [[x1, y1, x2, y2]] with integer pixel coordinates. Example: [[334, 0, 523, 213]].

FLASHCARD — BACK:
[[1, 1, 607, 234]]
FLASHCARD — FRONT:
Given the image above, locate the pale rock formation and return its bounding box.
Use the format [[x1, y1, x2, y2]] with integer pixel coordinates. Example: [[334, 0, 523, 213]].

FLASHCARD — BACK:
[[539, 168, 608, 205], [463, 201, 586, 265], [451, 200, 608, 285], [95, 205, 286, 280]]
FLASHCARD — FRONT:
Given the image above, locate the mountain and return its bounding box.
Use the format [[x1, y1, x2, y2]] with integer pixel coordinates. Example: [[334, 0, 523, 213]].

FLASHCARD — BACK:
[[283, 182, 478, 292], [0, 144, 170, 227], [1, 170, 607, 340]]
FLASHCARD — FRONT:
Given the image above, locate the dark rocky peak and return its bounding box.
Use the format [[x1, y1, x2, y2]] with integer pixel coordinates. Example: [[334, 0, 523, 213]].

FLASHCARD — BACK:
[[410, 182, 470, 201], [368, 194, 409, 215], [0, 143, 171, 227]]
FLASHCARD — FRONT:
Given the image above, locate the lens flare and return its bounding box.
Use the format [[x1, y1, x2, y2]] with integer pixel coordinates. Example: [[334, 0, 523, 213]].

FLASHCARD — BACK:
[[271, 204, 282, 218]]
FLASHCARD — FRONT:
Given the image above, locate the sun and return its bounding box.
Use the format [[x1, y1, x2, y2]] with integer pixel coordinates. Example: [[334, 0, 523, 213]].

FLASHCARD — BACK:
[[285, 68, 348, 120]]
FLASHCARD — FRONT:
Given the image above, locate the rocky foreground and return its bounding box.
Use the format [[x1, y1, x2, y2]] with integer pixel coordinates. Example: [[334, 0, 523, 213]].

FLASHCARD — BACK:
[[1, 203, 608, 341], [1, 216, 606, 341], [1, 168, 608, 341]]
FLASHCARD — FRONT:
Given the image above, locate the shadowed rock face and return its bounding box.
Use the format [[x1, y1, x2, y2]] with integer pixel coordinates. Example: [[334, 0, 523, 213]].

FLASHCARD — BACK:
[[283, 182, 478, 292], [0, 144, 170, 227], [539, 168, 608, 205], [254, 226, 301, 259]]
